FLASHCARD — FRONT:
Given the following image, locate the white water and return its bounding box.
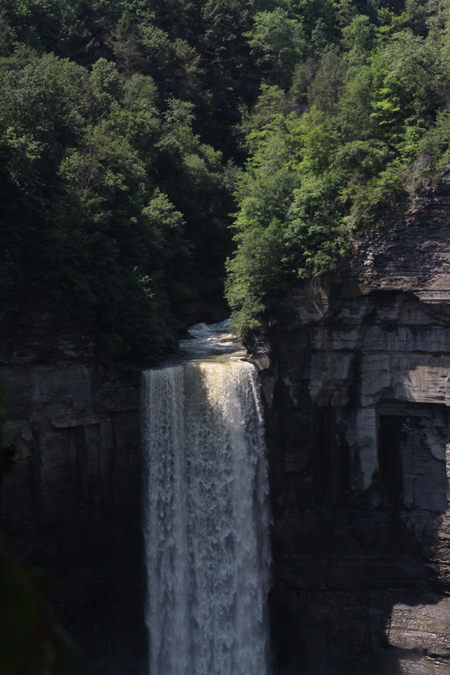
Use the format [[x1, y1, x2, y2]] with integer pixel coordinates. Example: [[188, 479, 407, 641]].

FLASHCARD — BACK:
[[142, 320, 272, 675]]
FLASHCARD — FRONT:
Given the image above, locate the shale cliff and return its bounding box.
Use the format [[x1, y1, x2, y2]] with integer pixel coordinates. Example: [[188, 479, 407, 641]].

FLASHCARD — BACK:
[[3, 174, 450, 674], [0, 276, 228, 674], [252, 171, 450, 674], [0, 274, 147, 674]]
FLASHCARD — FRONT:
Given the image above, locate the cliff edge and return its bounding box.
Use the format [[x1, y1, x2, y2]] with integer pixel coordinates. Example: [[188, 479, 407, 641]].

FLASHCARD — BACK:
[[253, 171, 450, 673]]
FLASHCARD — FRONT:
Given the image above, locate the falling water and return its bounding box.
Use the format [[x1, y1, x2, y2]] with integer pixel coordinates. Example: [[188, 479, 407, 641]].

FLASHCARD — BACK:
[[142, 320, 271, 675]]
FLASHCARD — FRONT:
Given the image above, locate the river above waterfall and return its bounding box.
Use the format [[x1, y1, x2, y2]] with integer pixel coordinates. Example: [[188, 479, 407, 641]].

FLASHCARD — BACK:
[[177, 318, 247, 360], [142, 320, 272, 675]]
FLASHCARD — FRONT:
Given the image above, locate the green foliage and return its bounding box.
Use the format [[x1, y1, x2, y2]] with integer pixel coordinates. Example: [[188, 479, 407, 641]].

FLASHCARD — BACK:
[[307, 50, 347, 113], [3, 0, 450, 347], [247, 8, 305, 88], [0, 46, 233, 358], [226, 1, 450, 335], [227, 107, 349, 333]]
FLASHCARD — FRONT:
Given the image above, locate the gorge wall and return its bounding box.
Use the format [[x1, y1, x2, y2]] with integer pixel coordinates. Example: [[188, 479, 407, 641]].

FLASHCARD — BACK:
[[3, 177, 450, 674], [0, 292, 147, 674], [1, 363, 147, 674], [254, 175, 450, 674], [0, 276, 228, 674]]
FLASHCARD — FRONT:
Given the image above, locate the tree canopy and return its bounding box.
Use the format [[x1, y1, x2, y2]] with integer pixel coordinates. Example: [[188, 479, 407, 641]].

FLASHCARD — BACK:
[[1, 0, 450, 350], [226, 0, 450, 334]]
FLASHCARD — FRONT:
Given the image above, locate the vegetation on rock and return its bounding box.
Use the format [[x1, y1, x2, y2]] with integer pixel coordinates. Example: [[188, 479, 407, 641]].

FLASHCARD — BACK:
[[227, 1, 450, 334], [1, 0, 450, 346]]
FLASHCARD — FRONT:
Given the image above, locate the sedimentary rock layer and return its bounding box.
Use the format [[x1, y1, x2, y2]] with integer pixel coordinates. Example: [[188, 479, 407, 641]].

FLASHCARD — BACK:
[[252, 178, 450, 674]]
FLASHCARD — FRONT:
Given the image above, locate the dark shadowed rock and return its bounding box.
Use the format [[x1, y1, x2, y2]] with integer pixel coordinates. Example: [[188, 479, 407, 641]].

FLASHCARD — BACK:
[[0, 278, 147, 674], [253, 173, 450, 674], [4, 175, 450, 674]]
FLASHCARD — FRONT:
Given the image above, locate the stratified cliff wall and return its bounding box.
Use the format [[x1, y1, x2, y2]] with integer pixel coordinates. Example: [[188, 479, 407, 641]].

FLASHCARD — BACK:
[[0, 277, 147, 674], [252, 174, 450, 674], [0, 271, 229, 674], [3, 176, 450, 675]]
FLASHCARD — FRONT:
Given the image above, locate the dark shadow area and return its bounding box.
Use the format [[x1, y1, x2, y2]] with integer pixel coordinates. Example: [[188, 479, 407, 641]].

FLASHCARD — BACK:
[[0, 365, 148, 675], [378, 414, 405, 509], [265, 373, 450, 675]]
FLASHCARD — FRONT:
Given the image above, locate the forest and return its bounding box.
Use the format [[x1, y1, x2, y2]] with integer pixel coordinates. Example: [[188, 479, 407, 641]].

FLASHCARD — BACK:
[[1, 0, 450, 355]]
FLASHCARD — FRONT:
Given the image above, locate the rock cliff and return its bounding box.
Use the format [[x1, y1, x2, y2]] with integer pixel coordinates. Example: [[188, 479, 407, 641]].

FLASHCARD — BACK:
[[3, 174, 450, 674], [0, 272, 229, 674], [252, 172, 450, 674], [0, 277, 147, 674]]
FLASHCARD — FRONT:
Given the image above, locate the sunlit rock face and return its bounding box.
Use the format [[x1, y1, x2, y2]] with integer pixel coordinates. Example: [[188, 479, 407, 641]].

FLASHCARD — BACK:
[[254, 176, 450, 675]]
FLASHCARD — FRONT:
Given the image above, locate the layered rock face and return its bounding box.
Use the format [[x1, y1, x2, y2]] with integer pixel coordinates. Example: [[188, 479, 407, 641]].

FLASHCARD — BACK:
[[0, 286, 147, 674], [3, 178, 450, 674], [255, 181, 450, 673], [0, 272, 229, 674]]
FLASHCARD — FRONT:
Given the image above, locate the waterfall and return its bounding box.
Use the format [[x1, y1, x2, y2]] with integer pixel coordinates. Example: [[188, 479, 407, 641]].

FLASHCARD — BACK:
[[142, 325, 271, 675]]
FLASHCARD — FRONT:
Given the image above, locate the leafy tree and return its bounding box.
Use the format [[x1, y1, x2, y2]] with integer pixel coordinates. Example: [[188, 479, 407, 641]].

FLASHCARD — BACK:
[[307, 49, 347, 113], [0, 40, 236, 357], [246, 8, 305, 88], [226, 6, 450, 335], [3, 0, 450, 347]]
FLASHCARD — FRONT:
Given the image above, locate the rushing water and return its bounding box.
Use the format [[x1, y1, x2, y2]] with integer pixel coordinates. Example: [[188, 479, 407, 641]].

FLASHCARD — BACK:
[[142, 320, 272, 675]]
